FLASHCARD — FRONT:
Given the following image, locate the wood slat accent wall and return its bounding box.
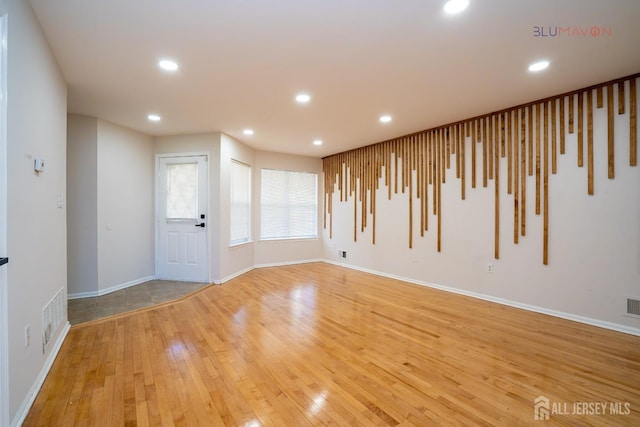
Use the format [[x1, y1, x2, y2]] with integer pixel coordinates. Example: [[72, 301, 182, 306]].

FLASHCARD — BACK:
[[322, 74, 639, 265]]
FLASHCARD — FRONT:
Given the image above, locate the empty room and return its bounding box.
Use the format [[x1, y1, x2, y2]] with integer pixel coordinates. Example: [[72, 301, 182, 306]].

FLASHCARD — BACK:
[[1, 0, 640, 425]]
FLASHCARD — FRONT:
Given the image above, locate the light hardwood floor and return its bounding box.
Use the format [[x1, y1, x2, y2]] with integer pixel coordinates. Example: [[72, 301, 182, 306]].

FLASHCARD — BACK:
[[24, 263, 640, 426]]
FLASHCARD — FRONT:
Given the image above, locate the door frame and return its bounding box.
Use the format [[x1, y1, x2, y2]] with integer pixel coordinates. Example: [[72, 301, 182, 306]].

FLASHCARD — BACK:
[[154, 152, 210, 282], [1, 13, 9, 427]]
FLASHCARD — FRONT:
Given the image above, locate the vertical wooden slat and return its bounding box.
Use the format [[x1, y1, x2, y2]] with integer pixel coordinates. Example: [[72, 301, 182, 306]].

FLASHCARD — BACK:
[[461, 123, 466, 200], [472, 120, 477, 189], [409, 146, 413, 249], [501, 113, 506, 158], [560, 96, 566, 154], [551, 98, 557, 174], [619, 81, 626, 114], [323, 160, 327, 230], [401, 138, 407, 193], [353, 157, 357, 242], [607, 84, 616, 179], [451, 126, 456, 154], [437, 128, 442, 252], [514, 109, 520, 244], [332, 160, 336, 238], [411, 135, 420, 171], [631, 78, 637, 166], [597, 86, 603, 108], [588, 89, 594, 195], [416, 137, 422, 203], [483, 117, 488, 187], [419, 136, 423, 235], [569, 94, 575, 134], [424, 133, 429, 231], [488, 115, 494, 180], [456, 124, 461, 179], [543, 98, 550, 266], [372, 150, 377, 245], [432, 132, 437, 215], [394, 140, 399, 194], [521, 108, 527, 237], [360, 150, 365, 230], [535, 103, 541, 215], [495, 113, 500, 260], [528, 105, 533, 176], [441, 129, 446, 184], [338, 155, 343, 202], [578, 91, 584, 167], [387, 143, 392, 200], [507, 110, 512, 194], [544, 101, 549, 183], [446, 127, 451, 170]]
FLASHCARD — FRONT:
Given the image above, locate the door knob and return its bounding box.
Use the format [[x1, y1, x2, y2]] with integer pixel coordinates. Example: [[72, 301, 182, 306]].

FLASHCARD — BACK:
[[195, 223, 205, 228]]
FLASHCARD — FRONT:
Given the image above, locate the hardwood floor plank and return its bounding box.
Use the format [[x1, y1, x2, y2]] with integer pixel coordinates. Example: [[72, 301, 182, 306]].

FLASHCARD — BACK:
[[23, 263, 640, 426]]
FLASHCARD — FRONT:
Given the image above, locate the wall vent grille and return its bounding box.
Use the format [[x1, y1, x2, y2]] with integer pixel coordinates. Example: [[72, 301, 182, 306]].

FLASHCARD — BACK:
[[627, 298, 640, 316], [42, 287, 65, 353]]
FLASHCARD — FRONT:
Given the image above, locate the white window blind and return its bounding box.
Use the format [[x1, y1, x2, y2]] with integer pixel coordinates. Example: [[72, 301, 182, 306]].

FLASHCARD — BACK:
[[230, 160, 251, 245], [261, 169, 318, 240]]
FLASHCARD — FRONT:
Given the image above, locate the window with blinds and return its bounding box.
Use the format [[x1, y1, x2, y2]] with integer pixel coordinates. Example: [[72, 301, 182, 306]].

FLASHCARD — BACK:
[[260, 169, 318, 240], [230, 160, 251, 245]]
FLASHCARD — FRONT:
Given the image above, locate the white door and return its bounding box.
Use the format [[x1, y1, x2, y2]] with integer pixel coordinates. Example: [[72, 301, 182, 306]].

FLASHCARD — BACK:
[[156, 155, 209, 282]]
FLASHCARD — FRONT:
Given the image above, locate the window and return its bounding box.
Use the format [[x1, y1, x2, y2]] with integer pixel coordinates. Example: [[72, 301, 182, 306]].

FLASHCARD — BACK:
[[230, 160, 251, 245], [261, 169, 318, 240], [166, 162, 198, 219]]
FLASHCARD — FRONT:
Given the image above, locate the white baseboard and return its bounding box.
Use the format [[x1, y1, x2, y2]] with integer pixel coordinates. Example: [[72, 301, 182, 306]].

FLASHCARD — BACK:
[[323, 259, 640, 337], [254, 258, 323, 269], [214, 259, 323, 285], [67, 275, 157, 299], [10, 321, 70, 427], [215, 266, 255, 285]]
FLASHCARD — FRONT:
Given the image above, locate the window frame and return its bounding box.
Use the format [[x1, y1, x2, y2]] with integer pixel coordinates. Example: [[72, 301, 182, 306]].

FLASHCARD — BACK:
[[229, 159, 252, 246]]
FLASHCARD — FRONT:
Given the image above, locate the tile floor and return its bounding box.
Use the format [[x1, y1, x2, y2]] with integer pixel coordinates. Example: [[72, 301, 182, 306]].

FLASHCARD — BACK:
[[68, 280, 211, 325]]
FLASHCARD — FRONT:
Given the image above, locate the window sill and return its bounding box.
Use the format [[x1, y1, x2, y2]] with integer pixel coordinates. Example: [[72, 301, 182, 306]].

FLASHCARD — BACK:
[[229, 240, 254, 248]]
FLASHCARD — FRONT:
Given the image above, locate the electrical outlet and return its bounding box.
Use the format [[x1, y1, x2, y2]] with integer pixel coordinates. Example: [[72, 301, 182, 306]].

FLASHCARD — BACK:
[[25, 324, 31, 347], [411, 253, 418, 263], [487, 263, 493, 273], [338, 250, 347, 259]]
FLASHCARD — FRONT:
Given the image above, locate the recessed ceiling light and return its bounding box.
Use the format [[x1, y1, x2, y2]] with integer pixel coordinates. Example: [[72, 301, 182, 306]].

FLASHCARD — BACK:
[[313, 139, 323, 146], [379, 115, 392, 123], [443, 0, 470, 14], [148, 114, 161, 122], [243, 129, 254, 136], [528, 60, 550, 72], [296, 93, 311, 103], [158, 59, 179, 71]]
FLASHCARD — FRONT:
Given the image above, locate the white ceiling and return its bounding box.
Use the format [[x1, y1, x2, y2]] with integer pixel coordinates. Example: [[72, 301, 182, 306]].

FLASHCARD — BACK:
[[29, 0, 640, 158]]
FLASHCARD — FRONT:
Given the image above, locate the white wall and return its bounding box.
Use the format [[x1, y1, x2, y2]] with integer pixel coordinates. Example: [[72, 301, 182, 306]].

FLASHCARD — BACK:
[[254, 150, 323, 266], [154, 133, 221, 282], [5, 0, 67, 422], [96, 120, 154, 292], [219, 134, 254, 281], [67, 117, 154, 296], [67, 114, 98, 296], [323, 82, 640, 333]]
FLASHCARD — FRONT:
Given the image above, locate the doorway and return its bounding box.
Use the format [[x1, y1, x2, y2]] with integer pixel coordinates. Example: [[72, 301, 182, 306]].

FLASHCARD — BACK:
[[155, 154, 209, 282]]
